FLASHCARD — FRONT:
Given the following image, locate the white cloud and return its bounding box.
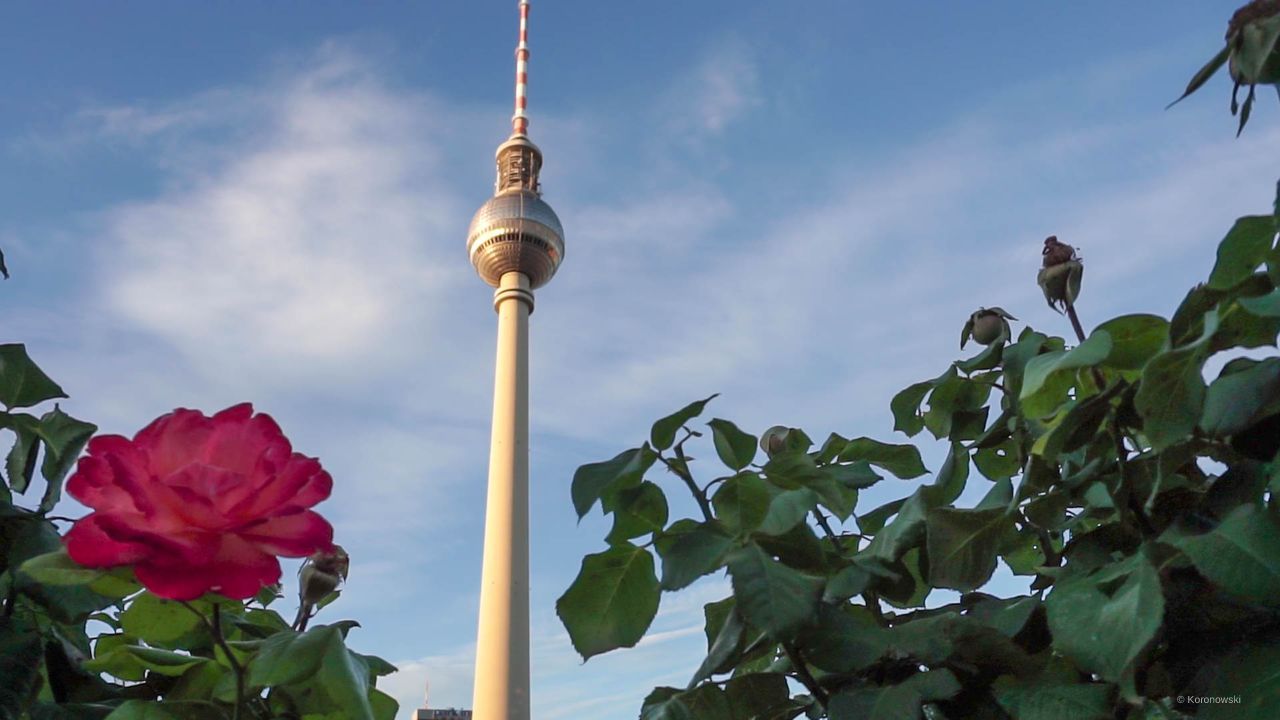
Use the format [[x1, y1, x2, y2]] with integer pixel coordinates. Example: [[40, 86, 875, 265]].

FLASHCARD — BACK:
[[658, 37, 761, 138]]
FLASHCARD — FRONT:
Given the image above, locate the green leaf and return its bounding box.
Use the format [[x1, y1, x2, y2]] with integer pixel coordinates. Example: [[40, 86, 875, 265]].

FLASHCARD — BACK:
[[571, 445, 657, 519], [707, 419, 757, 470], [1168, 45, 1229, 107], [651, 395, 718, 450], [925, 507, 1015, 591], [891, 379, 936, 437], [1136, 309, 1219, 451], [104, 701, 225, 720], [1195, 641, 1280, 719], [1096, 314, 1169, 371], [18, 548, 139, 597], [865, 489, 931, 562], [1164, 504, 1280, 605], [711, 473, 771, 535], [797, 604, 884, 673], [829, 670, 961, 720], [1201, 358, 1280, 437], [248, 623, 332, 686], [993, 680, 1113, 720], [36, 407, 96, 511], [86, 646, 208, 678], [4, 414, 40, 494], [1046, 555, 1163, 693], [1208, 216, 1277, 290], [557, 544, 660, 659], [758, 488, 817, 536], [605, 481, 669, 545], [1240, 288, 1280, 317], [0, 344, 68, 410], [658, 523, 734, 592], [727, 544, 822, 641], [317, 629, 375, 720], [1019, 331, 1113, 418], [640, 684, 733, 720], [837, 437, 927, 479], [369, 690, 399, 720], [689, 605, 743, 686], [119, 593, 204, 649], [0, 617, 42, 719], [724, 674, 791, 720], [973, 441, 1020, 481]]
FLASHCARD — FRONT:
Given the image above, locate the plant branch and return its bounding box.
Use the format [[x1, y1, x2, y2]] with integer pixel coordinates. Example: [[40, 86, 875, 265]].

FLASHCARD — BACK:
[[783, 642, 830, 709], [812, 510, 843, 554], [183, 602, 248, 720], [1065, 303, 1108, 392], [661, 430, 714, 523]]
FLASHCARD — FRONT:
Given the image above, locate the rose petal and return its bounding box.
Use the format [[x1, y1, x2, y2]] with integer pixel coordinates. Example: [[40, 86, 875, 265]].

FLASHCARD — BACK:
[[240, 510, 334, 557], [204, 406, 291, 476], [95, 514, 218, 565], [135, 535, 281, 601], [229, 458, 331, 518], [134, 408, 216, 477], [64, 514, 153, 568]]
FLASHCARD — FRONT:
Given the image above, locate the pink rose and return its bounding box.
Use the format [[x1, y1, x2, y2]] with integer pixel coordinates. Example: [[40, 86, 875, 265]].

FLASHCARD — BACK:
[[64, 404, 334, 600]]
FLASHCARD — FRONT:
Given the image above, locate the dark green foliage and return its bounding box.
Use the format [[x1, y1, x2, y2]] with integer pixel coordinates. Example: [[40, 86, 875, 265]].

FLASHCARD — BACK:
[[0, 348, 397, 720], [558, 160, 1280, 717]]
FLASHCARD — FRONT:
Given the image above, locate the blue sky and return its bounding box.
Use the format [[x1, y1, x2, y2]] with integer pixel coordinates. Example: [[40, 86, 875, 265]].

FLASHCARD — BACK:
[[2, 2, 1277, 718]]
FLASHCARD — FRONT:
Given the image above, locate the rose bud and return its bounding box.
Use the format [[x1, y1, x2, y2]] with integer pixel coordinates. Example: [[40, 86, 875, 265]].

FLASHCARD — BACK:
[[760, 426, 790, 457], [299, 545, 349, 606], [961, 307, 1017, 349], [1037, 236, 1084, 313]]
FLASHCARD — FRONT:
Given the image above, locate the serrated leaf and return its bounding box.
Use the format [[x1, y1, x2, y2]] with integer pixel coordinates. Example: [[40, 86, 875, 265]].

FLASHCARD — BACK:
[[120, 593, 204, 649], [1136, 309, 1219, 451], [925, 507, 1015, 591], [829, 670, 961, 720], [651, 395, 718, 450], [837, 437, 927, 479], [1020, 331, 1113, 418], [712, 472, 771, 535], [891, 379, 937, 437], [1208, 216, 1276, 290], [758, 488, 817, 536], [0, 344, 68, 410], [658, 523, 734, 591], [1200, 358, 1280, 437], [605, 481, 669, 545], [557, 544, 659, 659], [727, 545, 822, 641], [993, 680, 1113, 720], [1046, 556, 1163, 694], [1240, 288, 1280, 317], [689, 606, 743, 687], [708, 418, 757, 470], [1164, 504, 1280, 605], [571, 445, 657, 519], [36, 406, 96, 511], [1095, 314, 1169, 371]]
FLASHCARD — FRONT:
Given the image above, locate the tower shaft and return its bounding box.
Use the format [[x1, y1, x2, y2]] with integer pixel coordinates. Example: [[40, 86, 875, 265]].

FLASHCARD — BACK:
[[472, 272, 533, 720]]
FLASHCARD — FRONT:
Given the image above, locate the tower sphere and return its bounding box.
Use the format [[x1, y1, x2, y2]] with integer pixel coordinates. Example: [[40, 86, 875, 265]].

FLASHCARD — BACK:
[[466, 136, 565, 289]]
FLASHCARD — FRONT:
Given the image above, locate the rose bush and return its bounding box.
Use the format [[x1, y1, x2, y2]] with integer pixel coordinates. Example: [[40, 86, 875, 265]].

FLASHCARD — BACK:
[[0, 382, 397, 719], [63, 403, 335, 601]]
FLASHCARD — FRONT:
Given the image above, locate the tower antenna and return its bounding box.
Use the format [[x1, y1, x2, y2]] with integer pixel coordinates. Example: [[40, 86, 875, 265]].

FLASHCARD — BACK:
[[512, 0, 531, 137]]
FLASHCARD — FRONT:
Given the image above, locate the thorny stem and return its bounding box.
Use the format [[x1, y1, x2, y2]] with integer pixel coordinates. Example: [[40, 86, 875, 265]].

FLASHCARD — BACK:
[[783, 643, 830, 709]]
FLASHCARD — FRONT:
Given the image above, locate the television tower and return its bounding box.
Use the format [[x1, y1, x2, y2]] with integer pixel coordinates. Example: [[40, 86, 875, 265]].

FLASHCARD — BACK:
[[465, 2, 564, 719]]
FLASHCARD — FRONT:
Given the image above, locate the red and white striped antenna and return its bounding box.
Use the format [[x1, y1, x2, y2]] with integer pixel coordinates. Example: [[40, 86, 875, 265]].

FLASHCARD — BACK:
[[512, 0, 531, 137]]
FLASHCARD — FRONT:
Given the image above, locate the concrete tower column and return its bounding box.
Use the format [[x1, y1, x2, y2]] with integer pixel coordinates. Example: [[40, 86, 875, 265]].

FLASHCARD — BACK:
[[465, 2, 563, 717], [472, 271, 533, 720]]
